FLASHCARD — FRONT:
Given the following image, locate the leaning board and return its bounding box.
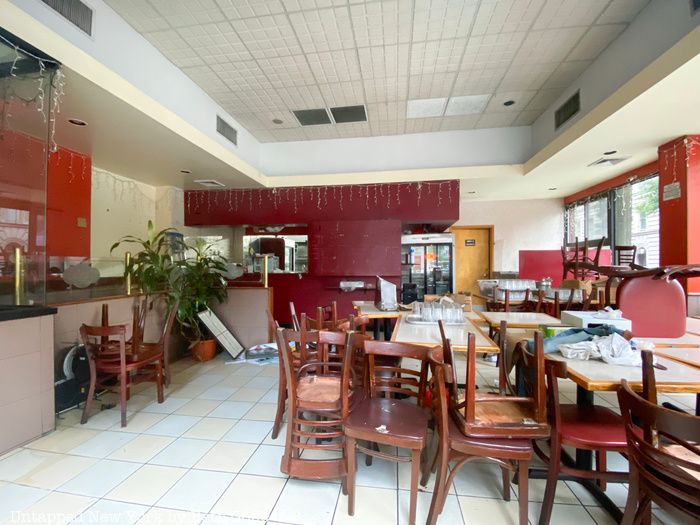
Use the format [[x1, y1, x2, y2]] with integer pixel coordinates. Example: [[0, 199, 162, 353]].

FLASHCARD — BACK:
[[198, 308, 245, 359]]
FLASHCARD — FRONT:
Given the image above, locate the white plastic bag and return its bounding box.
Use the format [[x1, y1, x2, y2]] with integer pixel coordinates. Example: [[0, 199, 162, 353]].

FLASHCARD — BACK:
[[558, 333, 645, 367]]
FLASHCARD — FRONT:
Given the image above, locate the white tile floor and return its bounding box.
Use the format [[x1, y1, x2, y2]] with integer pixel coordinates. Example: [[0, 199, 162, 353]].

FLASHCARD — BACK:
[[1, 354, 695, 525]]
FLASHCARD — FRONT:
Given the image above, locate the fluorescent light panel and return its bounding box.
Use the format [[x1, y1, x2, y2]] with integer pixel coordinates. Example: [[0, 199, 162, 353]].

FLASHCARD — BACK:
[[445, 94, 491, 116], [407, 98, 448, 119]]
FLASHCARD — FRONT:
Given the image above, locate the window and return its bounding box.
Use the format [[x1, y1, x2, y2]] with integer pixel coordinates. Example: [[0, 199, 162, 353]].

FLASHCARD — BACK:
[[565, 175, 659, 267]]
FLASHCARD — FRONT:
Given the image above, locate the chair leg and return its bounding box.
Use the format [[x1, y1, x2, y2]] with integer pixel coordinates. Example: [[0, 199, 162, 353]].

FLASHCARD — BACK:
[[345, 436, 357, 516], [427, 450, 449, 525], [81, 366, 97, 425], [156, 362, 165, 403], [621, 468, 640, 525], [365, 441, 378, 466], [119, 372, 128, 428], [538, 441, 561, 525], [595, 450, 607, 491], [501, 466, 511, 501], [271, 375, 286, 440], [408, 448, 421, 525], [518, 460, 529, 525]]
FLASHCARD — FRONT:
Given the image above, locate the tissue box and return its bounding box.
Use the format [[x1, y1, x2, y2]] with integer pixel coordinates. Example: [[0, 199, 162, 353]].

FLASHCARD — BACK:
[[561, 310, 632, 331]]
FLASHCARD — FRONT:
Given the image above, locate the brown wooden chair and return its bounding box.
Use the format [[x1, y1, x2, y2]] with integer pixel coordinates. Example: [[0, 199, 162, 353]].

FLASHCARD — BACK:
[[516, 336, 628, 525], [614, 245, 637, 267], [425, 342, 535, 525], [80, 323, 165, 428], [344, 340, 433, 525], [618, 353, 700, 525], [336, 314, 370, 335], [276, 327, 363, 483], [129, 299, 179, 389]]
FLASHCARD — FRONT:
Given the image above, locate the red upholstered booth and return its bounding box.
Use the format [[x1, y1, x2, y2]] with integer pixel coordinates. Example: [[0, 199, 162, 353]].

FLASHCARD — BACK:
[[616, 276, 686, 337]]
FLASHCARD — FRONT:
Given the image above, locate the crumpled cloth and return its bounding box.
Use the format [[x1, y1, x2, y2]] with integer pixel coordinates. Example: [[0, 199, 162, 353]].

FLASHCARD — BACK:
[[558, 332, 643, 367]]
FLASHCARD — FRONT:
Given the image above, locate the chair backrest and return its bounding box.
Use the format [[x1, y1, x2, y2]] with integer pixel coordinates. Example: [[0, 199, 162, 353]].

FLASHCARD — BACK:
[[289, 301, 301, 331], [615, 245, 637, 266], [427, 347, 450, 453], [277, 323, 320, 366], [80, 323, 128, 366], [452, 329, 548, 437], [617, 380, 700, 521], [617, 275, 686, 336], [336, 314, 370, 335], [266, 310, 278, 343], [363, 340, 433, 405]]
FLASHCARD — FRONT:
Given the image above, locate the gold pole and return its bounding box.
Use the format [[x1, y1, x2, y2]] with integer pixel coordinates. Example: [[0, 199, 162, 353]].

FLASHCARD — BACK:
[[14, 247, 23, 305], [124, 251, 132, 295], [263, 254, 269, 288]]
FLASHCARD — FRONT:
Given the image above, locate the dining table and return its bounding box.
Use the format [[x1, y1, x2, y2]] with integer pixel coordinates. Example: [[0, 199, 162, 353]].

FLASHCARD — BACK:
[[390, 312, 499, 354], [477, 310, 563, 338], [352, 300, 401, 340]]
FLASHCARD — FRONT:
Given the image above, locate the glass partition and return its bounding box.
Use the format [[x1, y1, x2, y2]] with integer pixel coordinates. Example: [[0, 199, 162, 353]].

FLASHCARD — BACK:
[[243, 234, 308, 273], [0, 34, 57, 305]]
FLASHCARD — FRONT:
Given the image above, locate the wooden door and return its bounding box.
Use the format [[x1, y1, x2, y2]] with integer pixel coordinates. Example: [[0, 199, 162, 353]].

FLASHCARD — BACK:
[[450, 226, 493, 304]]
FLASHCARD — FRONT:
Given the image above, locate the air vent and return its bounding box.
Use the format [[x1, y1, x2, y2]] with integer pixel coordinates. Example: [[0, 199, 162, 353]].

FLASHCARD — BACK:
[[330, 105, 367, 123], [41, 0, 93, 35], [194, 180, 225, 188], [293, 108, 332, 126], [216, 116, 238, 146], [555, 91, 580, 130], [588, 156, 630, 167]]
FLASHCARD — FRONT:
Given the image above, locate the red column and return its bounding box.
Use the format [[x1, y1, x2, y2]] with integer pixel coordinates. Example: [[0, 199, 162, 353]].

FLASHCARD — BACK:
[[658, 135, 700, 293]]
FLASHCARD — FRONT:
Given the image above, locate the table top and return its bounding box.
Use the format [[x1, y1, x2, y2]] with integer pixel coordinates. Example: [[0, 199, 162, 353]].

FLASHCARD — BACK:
[[476, 311, 563, 329], [686, 316, 700, 336], [352, 301, 401, 319], [391, 313, 498, 353], [546, 353, 700, 393], [652, 347, 700, 370]]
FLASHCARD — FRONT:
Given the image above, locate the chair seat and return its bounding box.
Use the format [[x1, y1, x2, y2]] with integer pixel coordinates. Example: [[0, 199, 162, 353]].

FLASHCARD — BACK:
[[96, 349, 163, 373], [661, 444, 700, 481], [297, 375, 342, 410], [559, 404, 627, 449], [448, 416, 533, 460], [345, 397, 429, 449]]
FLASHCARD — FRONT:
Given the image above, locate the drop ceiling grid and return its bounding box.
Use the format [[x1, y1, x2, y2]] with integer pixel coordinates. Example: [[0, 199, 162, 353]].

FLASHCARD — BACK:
[[104, 0, 651, 142]]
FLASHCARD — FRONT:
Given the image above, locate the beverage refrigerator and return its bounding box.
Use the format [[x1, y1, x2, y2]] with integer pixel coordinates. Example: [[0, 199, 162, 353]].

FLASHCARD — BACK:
[[400, 234, 454, 302]]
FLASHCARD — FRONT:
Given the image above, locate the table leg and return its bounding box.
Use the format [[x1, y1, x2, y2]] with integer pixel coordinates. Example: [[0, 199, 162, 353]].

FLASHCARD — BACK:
[[373, 320, 381, 341], [575, 386, 594, 469], [383, 318, 393, 341], [696, 393, 699, 417]]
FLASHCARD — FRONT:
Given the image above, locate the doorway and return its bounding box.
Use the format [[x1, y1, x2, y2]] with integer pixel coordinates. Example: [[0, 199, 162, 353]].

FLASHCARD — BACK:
[[450, 226, 493, 306]]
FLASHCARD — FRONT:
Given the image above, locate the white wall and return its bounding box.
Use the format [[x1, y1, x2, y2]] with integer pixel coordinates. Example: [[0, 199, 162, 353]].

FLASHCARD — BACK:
[[456, 195, 564, 273]]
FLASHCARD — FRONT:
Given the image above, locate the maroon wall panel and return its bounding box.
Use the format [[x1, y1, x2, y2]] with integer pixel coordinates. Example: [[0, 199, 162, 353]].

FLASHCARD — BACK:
[[184, 180, 459, 226], [518, 249, 612, 287]]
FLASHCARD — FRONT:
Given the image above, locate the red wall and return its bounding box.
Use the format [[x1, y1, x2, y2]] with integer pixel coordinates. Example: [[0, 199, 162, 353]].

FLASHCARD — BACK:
[[658, 136, 700, 293], [46, 148, 91, 257], [519, 249, 612, 287], [189, 181, 458, 324]]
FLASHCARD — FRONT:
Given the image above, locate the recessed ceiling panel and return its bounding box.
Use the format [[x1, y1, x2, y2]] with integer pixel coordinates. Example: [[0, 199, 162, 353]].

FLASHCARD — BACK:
[[293, 108, 332, 126], [445, 94, 491, 116], [407, 98, 447, 118]]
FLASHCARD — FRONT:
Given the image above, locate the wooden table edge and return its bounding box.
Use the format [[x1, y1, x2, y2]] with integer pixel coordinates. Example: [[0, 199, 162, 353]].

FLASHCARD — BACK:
[[391, 314, 499, 354]]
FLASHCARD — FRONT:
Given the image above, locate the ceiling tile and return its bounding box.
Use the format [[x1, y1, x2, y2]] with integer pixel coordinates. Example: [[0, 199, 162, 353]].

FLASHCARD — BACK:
[[567, 24, 626, 61], [452, 66, 508, 96], [404, 117, 444, 134], [511, 27, 588, 65], [407, 97, 447, 118], [483, 91, 536, 113], [597, 0, 650, 24], [318, 81, 365, 107], [358, 44, 410, 79], [303, 126, 339, 139], [350, 0, 413, 47], [533, 0, 609, 30], [215, 0, 285, 19], [335, 121, 371, 138], [231, 14, 303, 58], [498, 63, 558, 91], [408, 72, 457, 99], [471, 0, 545, 36], [363, 77, 408, 103], [141, 29, 204, 68], [288, 6, 355, 53], [148, 0, 226, 28], [410, 39, 467, 75], [307, 49, 362, 83], [525, 88, 564, 111], [284, 0, 349, 11], [512, 109, 543, 126], [439, 114, 480, 131], [181, 65, 230, 94], [275, 84, 327, 109], [257, 54, 317, 87], [104, 0, 169, 33], [460, 32, 526, 71], [177, 22, 253, 64], [412, 0, 479, 42]]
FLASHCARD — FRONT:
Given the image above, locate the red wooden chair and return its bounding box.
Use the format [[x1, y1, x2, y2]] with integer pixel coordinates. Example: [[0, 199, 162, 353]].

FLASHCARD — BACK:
[[344, 340, 433, 525], [425, 341, 536, 525], [617, 353, 700, 524], [616, 275, 686, 337], [516, 336, 628, 525]]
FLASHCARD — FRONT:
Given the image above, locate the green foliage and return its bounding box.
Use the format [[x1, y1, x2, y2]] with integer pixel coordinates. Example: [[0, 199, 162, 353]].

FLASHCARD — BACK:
[[175, 239, 228, 341], [634, 178, 659, 219], [110, 220, 178, 295]]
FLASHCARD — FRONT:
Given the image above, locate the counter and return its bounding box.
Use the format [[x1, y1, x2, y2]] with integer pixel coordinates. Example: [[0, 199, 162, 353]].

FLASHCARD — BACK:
[[0, 305, 58, 322]]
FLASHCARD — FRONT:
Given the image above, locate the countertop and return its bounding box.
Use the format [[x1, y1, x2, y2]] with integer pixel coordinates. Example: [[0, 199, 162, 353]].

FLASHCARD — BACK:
[[0, 305, 58, 322]]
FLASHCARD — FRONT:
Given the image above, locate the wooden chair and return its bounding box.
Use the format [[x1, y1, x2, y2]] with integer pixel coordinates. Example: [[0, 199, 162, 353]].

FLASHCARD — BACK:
[[614, 245, 637, 267], [80, 323, 165, 428], [129, 299, 179, 389], [336, 314, 370, 335], [618, 353, 700, 525], [425, 342, 535, 525], [516, 336, 628, 525], [276, 327, 361, 483], [344, 340, 433, 525]]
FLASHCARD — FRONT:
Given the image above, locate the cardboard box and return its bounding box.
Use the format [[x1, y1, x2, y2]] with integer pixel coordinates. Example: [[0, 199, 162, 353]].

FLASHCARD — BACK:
[[561, 310, 632, 331]]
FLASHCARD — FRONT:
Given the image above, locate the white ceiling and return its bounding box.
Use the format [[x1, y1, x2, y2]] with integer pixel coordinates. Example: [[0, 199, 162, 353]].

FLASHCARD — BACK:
[[104, 0, 650, 142]]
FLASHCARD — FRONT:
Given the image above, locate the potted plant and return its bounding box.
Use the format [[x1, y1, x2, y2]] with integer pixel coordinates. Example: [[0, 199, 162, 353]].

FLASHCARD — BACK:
[[176, 239, 229, 361]]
